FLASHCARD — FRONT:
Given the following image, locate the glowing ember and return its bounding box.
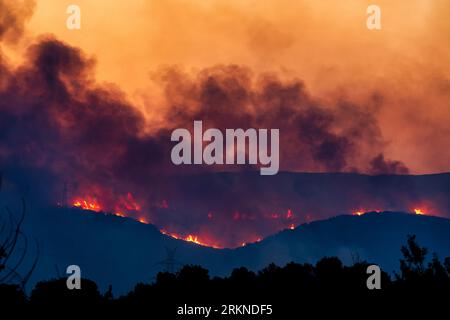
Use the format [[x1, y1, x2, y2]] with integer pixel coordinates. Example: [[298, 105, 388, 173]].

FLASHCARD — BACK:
[[286, 209, 294, 219], [351, 208, 381, 216], [114, 212, 126, 217], [138, 217, 149, 224]]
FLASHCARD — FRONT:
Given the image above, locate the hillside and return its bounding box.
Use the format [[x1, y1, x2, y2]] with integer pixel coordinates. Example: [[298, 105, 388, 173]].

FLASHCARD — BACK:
[[12, 206, 450, 294]]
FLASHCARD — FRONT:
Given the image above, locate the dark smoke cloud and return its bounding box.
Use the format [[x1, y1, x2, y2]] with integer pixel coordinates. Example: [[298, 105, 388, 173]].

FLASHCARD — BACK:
[[0, 37, 173, 195], [156, 65, 397, 173], [369, 153, 409, 175]]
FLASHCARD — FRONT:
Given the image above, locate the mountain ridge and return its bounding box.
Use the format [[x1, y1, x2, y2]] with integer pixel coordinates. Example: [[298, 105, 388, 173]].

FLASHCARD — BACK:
[[10, 206, 450, 294]]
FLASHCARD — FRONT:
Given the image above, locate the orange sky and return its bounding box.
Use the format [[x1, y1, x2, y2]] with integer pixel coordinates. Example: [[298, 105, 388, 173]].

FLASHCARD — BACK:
[[7, 0, 450, 174]]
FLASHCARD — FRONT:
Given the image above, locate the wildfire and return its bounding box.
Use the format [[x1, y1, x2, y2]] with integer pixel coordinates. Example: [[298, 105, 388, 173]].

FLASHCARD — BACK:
[[185, 234, 201, 245], [73, 197, 102, 212], [353, 210, 365, 216], [352, 208, 382, 216], [114, 212, 126, 217], [351, 207, 430, 216], [72, 192, 142, 218], [160, 230, 220, 248], [413, 208, 426, 215], [138, 217, 149, 224], [70, 192, 437, 249]]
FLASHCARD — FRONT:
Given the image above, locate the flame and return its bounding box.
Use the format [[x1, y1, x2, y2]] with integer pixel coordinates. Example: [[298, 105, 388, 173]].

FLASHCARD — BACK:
[[138, 217, 149, 224], [289, 223, 295, 230], [71, 194, 220, 248], [114, 212, 126, 217], [185, 234, 201, 244], [353, 210, 364, 216], [72, 197, 102, 212], [351, 207, 430, 216], [184, 234, 217, 247], [72, 192, 142, 218], [160, 229, 221, 248], [352, 208, 382, 216]]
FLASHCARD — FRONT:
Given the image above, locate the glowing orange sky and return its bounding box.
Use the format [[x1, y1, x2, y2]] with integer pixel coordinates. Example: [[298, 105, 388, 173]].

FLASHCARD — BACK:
[[8, 0, 450, 174]]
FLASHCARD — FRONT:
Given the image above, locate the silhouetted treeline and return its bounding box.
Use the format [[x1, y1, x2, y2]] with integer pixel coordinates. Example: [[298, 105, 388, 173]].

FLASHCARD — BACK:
[[1, 235, 449, 314]]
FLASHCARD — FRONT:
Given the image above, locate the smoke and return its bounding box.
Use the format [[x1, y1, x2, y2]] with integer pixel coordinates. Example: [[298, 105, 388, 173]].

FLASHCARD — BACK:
[[0, 0, 35, 44], [0, 36, 403, 178], [1, 0, 438, 248], [154, 65, 398, 173], [369, 153, 409, 175], [0, 37, 172, 196]]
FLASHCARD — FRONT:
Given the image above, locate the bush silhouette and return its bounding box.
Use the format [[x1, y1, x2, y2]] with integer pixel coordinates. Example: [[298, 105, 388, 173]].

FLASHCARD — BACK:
[[30, 278, 102, 305]]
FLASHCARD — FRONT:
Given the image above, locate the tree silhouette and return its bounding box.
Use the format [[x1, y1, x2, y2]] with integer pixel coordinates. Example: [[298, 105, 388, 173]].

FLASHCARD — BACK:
[[395, 234, 450, 292], [399, 234, 428, 275], [0, 174, 39, 302]]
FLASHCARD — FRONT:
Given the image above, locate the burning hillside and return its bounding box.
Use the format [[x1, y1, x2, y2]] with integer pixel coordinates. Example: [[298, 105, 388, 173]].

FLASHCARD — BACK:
[[61, 172, 448, 249], [68, 192, 297, 248]]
